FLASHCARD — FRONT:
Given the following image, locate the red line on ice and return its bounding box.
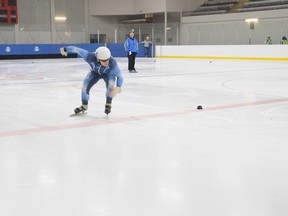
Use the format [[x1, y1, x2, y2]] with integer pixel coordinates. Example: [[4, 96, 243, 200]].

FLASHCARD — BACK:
[[0, 98, 287, 137]]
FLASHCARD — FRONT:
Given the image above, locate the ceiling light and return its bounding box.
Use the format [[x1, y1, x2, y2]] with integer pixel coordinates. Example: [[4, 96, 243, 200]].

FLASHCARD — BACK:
[[55, 17, 67, 21], [245, 18, 258, 23]]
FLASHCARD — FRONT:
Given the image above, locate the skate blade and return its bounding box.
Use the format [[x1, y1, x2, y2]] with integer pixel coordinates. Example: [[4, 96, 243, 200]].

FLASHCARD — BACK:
[[69, 112, 87, 117]]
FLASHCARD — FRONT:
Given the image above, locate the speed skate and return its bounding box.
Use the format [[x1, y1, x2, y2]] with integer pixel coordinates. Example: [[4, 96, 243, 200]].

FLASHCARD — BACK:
[[69, 112, 87, 117]]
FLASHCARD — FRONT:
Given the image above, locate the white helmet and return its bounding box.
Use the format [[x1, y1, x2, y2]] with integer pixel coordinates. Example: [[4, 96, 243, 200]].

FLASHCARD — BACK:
[[95, 46, 111, 60]]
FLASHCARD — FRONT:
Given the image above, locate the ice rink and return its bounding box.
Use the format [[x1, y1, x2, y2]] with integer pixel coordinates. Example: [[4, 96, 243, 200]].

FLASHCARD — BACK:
[[1, 57, 288, 216]]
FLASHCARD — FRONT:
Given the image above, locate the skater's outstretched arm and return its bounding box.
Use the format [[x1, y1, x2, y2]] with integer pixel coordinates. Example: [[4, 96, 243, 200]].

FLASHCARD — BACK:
[[60, 46, 96, 69], [60, 46, 89, 59]]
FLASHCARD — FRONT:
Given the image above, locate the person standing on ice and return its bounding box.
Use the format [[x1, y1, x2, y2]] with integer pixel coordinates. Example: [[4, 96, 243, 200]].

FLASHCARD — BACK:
[[265, 35, 272, 44], [280, 36, 288, 44], [141, 36, 152, 57], [60, 46, 123, 115], [124, 30, 139, 72]]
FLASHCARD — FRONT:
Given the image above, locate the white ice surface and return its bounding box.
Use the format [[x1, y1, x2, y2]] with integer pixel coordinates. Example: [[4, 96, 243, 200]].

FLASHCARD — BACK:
[[0, 58, 288, 216]]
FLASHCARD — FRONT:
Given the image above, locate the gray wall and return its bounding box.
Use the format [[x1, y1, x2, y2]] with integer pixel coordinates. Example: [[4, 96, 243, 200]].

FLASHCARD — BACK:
[[89, 0, 166, 15], [1, 0, 287, 45], [181, 9, 288, 45], [0, 0, 192, 45], [88, 0, 198, 15]]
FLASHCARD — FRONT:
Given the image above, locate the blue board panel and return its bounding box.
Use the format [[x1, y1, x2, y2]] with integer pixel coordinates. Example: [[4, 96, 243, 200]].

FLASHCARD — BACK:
[[0, 43, 148, 58]]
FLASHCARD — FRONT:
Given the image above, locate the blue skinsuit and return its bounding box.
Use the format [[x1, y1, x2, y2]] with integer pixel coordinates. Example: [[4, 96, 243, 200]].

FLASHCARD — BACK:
[[65, 46, 123, 105]]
